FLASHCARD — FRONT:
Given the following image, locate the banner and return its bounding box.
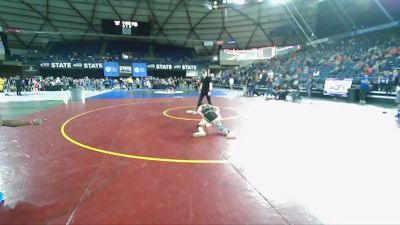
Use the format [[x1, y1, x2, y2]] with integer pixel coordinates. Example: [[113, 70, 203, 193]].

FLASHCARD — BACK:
[[147, 64, 197, 71], [50, 62, 72, 69], [324, 78, 353, 97], [219, 47, 276, 65], [132, 63, 147, 77], [40, 62, 103, 69], [23, 65, 39, 76], [119, 66, 132, 74], [103, 62, 120, 77], [38, 61, 198, 71]]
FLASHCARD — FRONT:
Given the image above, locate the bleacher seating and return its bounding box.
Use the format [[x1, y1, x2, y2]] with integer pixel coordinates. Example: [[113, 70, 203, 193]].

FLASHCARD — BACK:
[[216, 27, 400, 94]]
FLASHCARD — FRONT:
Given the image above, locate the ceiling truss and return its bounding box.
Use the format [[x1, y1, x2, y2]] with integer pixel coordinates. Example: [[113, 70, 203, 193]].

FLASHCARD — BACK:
[[0, 0, 318, 53]]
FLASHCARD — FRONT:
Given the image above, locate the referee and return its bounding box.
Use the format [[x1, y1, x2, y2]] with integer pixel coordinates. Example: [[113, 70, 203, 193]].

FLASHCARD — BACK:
[[197, 70, 213, 107]]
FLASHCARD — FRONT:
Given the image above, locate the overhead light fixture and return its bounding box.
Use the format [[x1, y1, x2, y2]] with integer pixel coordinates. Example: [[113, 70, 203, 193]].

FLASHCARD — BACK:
[[203, 1, 213, 10], [226, 0, 246, 5], [270, 0, 288, 5]]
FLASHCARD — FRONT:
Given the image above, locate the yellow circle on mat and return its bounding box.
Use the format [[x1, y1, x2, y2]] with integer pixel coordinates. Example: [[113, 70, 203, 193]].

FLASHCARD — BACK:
[[61, 102, 227, 164], [163, 106, 240, 121]]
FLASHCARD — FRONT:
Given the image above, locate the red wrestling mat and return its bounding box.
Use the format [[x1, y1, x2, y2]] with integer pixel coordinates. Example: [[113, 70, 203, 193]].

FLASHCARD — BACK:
[[0, 98, 292, 225]]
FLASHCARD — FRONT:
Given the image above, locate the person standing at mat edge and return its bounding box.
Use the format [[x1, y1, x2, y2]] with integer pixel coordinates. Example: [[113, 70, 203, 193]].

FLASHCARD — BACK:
[[394, 72, 400, 118], [0, 192, 4, 206], [15, 75, 22, 96], [197, 69, 213, 107]]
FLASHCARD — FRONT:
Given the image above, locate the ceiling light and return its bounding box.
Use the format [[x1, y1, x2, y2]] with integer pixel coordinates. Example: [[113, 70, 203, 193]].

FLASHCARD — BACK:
[[227, 0, 246, 5], [271, 0, 288, 5]]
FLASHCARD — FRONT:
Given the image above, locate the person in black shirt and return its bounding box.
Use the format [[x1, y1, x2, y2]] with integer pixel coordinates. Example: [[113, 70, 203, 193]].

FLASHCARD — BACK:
[[197, 71, 213, 107], [15, 76, 22, 96], [186, 79, 191, 90], [276, 84, 288, 100], [290, 79, 301, 101]]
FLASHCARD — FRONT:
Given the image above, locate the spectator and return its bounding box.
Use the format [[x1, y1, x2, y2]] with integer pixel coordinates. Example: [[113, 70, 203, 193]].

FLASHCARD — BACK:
[[359, 74, 370, 104], [229, 76, 234, 90], [0, 77, 4, 92], [307, 75, 313, 97], [15, 76, 22, 96], [395, 74, 400, 117]]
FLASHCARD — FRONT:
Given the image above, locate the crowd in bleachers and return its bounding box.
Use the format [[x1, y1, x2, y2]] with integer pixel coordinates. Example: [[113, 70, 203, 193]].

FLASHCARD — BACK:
[[3, 28, 400, 102], [9, 41, 196, 65], [0, 75, 198, 95], [215, 29, 400, 96]]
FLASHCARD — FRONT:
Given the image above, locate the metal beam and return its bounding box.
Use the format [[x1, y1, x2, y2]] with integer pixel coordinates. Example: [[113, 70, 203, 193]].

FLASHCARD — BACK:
[[19, 0, 66, 41], [209, 8, 228, 53], [28, 21, 47, 48], [182, 0, 210, 54], [146, 0, 172, 45], [20, 29, 205, 44], [182, 0, 194, 46], [106, 0, 123, 20], [245, 26, 258, 49], [28, 0, 50, 48], [66, 1, 100, 34], [220, 8, 239, 49], [281, 36, 288, 46], [212, 25, 225, 53], [46, 0, 49, 17], [129, 0, 143, 21], [0, 16, 28, 48], [154, 0, 184, 37], [227, 5, 275, 45], [245, 2, 262, 49], [224, 28, 238, 48], [80, 0, 99, 40]]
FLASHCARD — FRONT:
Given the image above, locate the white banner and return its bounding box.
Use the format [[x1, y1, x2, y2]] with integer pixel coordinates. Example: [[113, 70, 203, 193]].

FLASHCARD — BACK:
[[324, 78, 353, 97], [186, 70, 198, 77], [119, 66, 132, 74]]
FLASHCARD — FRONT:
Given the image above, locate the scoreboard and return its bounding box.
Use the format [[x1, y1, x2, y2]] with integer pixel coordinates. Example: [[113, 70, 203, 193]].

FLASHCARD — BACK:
[[102, 19, 150, 36]]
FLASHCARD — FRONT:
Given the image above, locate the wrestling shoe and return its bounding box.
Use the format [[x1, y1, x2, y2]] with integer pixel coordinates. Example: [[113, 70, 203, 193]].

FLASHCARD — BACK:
[[226, 131, 236, 139], [31, 119, 43, 125], [193, 132, 206, 138]]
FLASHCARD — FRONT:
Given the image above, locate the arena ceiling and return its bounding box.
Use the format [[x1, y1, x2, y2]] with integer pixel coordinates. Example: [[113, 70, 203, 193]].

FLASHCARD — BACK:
[[0, 0, 319, 53]]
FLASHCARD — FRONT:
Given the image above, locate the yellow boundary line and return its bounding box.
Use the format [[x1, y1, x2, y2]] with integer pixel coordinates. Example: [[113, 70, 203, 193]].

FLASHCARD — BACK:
[[60, 102, 229, 164]]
